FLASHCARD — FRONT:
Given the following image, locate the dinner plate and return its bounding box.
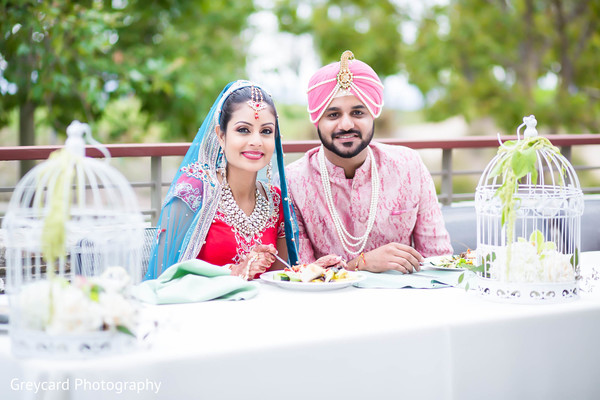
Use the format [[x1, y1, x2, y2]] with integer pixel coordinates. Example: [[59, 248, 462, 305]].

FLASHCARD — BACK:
[[260, 271, 365, 291], [422, 255, 470, 271]]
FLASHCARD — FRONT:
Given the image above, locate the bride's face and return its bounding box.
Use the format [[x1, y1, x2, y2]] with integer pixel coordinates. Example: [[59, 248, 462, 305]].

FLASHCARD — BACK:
[[217, 103, 276, 174]]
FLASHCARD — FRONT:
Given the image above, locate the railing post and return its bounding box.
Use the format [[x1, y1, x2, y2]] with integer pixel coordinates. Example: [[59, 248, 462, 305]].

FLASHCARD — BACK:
[[441, 148, 453, 205], [560, 145, 572, 161], [150, 156, 162, 226]]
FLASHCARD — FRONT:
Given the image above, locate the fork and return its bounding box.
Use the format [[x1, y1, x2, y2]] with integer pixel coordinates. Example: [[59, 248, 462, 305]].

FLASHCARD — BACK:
[[274, 253, 293, 270]]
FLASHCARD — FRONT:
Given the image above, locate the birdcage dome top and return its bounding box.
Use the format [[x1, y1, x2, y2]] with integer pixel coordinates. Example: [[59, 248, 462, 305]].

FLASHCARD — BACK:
[[4, 121, 142, 225], [477, 115, 582, 201], [2, 121, 145, 288]]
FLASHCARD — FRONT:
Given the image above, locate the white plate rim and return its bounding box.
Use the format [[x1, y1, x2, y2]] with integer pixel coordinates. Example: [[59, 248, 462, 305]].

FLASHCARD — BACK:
[[423, 255, 470, 271], [260, 270, 365, 291]]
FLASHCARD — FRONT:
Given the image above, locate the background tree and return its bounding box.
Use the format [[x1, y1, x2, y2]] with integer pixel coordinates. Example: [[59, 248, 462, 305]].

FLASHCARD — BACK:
[[0, 0, 254, 175], [403, 0, 600, 133], [274, 0, 600, 134], [274, 0, 406, 77]]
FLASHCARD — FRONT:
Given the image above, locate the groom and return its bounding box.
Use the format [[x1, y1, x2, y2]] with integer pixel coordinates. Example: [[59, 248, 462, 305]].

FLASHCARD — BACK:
[[285, 50, 452, 273]]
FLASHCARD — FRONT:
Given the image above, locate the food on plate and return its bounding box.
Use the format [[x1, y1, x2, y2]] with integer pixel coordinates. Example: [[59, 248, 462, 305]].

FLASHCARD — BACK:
[[431, 250, 476, 269], [273, 263, 356, 283]]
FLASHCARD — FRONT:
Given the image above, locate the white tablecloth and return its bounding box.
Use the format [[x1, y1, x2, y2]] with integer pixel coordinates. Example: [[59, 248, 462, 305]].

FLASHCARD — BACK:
[[1, 253, 600, 400]]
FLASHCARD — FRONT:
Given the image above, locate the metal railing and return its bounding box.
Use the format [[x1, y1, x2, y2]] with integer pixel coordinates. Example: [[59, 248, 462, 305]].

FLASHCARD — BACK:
[[1, 134, 600, 225]]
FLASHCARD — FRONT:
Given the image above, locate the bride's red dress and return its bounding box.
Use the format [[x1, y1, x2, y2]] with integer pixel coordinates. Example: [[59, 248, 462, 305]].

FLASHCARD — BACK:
[[197, 185, 285, 266]]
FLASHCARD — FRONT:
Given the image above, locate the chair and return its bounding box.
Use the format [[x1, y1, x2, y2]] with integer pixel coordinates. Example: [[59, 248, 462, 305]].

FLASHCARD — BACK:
[[72, 227, 158, 281], [581, 197, 600, 251], [141, 227, 158, 279], [441, 203, 477, 253]]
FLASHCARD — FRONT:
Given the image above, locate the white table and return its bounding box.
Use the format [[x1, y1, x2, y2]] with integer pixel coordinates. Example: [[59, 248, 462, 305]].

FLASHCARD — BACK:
[[1, 253, 600, 400]]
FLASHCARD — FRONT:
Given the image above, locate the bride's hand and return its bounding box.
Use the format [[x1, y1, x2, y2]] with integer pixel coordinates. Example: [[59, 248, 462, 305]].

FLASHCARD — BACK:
[[230, 244, 277, 280]]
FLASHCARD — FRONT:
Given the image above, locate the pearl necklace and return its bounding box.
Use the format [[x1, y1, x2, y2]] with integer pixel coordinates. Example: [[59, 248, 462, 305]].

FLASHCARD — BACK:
[[318, 146, 380, 257], [219, 181, 271, 240]]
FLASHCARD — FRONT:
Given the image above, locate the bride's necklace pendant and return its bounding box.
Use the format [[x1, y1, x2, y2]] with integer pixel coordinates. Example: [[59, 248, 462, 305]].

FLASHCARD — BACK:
[[219, 182, 270, 239]]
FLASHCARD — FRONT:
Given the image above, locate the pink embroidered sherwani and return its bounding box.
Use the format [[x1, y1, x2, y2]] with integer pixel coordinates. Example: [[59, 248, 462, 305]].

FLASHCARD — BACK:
[[285, 142, 453, 263]]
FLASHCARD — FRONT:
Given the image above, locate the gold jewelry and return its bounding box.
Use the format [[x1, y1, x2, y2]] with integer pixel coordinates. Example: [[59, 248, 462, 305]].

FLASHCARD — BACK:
[[247, 86, 267, 119], [337, 50, 354, 89]]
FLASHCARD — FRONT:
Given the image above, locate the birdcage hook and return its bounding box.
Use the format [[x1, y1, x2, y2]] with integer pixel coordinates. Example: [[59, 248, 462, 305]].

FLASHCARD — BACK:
[[65, 120, 111, 162], [517, 115, 538, 140]]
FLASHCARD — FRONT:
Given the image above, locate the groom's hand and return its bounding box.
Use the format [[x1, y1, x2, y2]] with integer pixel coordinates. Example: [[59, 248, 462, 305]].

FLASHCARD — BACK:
[[313, 254, 346, 269], [362, 243, 423, 274]]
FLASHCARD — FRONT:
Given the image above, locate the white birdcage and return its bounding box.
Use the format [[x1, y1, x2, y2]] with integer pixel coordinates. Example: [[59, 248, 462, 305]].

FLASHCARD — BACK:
[[2, 121, 145, 357], [474, 115, 583, 304]]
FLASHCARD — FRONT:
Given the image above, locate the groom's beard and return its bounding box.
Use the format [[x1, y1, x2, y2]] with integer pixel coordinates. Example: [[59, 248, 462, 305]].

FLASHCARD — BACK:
[[317, 122, 375, 159]]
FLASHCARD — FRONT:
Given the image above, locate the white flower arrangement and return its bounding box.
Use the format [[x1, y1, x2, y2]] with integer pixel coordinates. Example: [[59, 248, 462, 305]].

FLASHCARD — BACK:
[[16, 266, 138, 336], [489, 231, 575, 283]]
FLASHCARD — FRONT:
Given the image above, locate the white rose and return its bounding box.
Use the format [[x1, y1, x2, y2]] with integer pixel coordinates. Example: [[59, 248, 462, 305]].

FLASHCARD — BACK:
[[17, 281, 51, 330], [490, 242, 576, 283], [491, 242, 541, 282], [46, 281, 104, 334], [98, 291, 137, 332], [93, 266, 131, 293], [540, 251, 574, 282]]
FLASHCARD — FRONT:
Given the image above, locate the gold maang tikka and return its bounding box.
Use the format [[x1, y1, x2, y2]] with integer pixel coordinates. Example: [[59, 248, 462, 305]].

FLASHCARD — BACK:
[[337, 50, 355, 90], [247, 86, 267, 119]]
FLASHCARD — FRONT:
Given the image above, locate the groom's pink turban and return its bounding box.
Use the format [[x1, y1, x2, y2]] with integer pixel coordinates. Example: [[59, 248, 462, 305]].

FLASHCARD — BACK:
[[307, 50, 384, 125]]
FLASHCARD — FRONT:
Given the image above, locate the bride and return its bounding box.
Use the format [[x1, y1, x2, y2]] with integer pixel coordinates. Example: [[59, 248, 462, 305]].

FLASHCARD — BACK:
[[145, 80, 302, 280]]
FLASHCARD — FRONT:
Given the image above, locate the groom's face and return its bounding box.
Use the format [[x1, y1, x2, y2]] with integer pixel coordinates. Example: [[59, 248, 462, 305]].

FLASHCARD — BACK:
[[317, 95, 374, 159]]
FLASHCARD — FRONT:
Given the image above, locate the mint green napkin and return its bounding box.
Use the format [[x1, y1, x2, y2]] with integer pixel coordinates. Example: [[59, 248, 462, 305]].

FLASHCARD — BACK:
[[354, 269, 464, 289], [132, 259, 259, 304]]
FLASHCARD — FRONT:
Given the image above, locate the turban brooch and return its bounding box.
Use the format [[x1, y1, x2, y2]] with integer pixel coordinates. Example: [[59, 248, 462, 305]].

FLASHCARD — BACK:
[[307, 50, 384, 126]]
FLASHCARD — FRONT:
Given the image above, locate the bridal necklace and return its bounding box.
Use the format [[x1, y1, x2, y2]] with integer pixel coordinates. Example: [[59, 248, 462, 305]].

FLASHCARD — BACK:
[[318, 146, 380, 256], [219, 176, 271, 239]]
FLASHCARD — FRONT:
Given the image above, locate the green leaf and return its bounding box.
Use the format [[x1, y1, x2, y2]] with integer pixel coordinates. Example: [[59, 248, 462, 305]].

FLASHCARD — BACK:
[[490, 158, 507, 178], [117, 325, 135, 337], [40, 149, 77, 271], [570, 247, 580, 267], [542, 241, 556, 252], [511, 147, 537, 180], [529, 230, 544, 253], [89, 284, 102, 302]]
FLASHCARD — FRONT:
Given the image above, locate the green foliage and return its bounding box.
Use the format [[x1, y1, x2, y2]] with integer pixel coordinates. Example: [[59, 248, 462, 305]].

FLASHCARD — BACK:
[[95, 96, 166, 143], [489, 136, 559, 275], [406, 0, 600, 133], [458, 251, 494, 290], [89, 284, 102, 303], [38, 148, 76, 273], [275, 0, 600, 134], [0, 0, 255, 143], [277, 104, 315, 141], [274, 0, 405, 76], [116, 325, 135, 337]]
